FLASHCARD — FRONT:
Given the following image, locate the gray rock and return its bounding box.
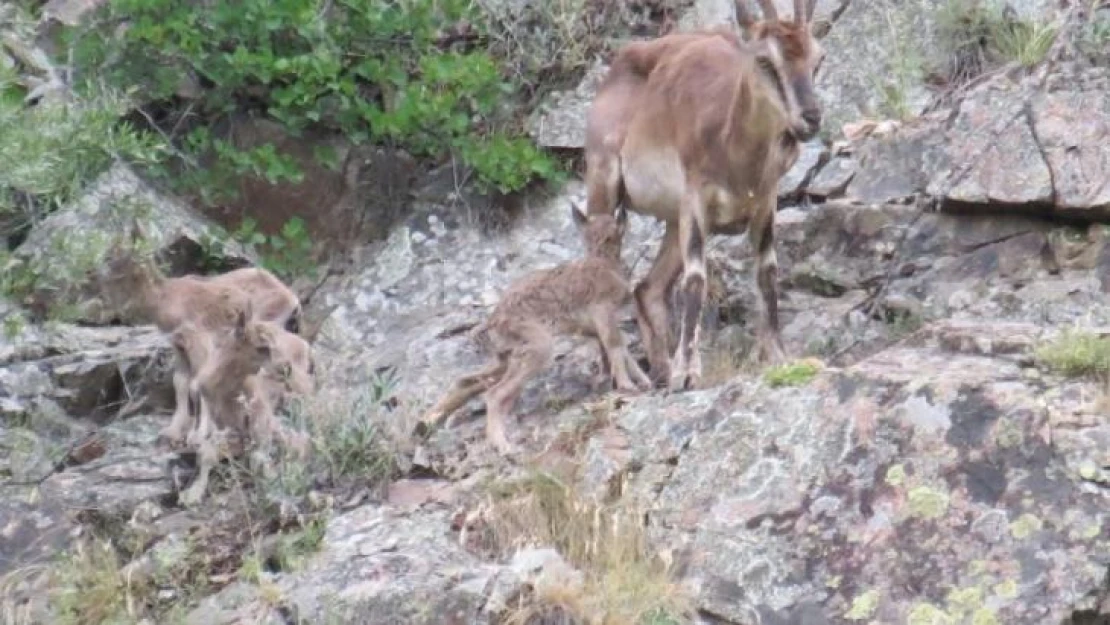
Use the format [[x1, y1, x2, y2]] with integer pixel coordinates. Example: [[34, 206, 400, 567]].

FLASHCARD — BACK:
[[11, 163, 256, 323], [605, 323, 1108, 624], [806, 154, 856, 198], [779, 140, 828, 198], [0, 322, 174, 424], [184, 506, 518, 625], [845, 67, 1110, 215]]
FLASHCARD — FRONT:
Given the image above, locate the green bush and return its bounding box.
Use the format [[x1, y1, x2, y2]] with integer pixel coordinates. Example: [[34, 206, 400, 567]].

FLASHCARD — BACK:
[[62, 0, 566, 201], [0, 59, 165, 232]]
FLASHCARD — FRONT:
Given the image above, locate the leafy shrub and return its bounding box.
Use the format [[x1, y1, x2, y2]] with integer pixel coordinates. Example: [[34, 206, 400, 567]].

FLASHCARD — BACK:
[[62, 0, 567, 201], [0, 56, 165, 235]]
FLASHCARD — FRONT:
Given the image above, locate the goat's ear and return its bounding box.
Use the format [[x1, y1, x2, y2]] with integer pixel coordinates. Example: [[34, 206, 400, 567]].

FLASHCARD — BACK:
[[570, 200, 589, 227]]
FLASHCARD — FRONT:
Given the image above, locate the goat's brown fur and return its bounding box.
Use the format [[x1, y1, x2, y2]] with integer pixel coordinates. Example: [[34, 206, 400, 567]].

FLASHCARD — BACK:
[[176, 309, 313, 505], [94, 224, 303, 447], [584, 0, 826, 391], [415, 203, 649, 456]]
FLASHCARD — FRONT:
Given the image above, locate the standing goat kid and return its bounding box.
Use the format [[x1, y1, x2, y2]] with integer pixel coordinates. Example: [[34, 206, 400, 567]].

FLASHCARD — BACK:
[[175, 308, 314, 505], [415, 203, 650, 456], [95, 224, 302, 446], [584, 0, 826, 391]]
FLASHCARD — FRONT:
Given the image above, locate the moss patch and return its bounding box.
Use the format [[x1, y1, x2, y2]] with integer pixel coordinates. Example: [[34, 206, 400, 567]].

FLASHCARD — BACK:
[[764, 358, 824, 388]]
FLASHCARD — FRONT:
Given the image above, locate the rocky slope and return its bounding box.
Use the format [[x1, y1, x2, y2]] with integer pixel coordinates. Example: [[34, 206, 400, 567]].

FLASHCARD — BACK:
[[2, 0, 1109, 624]]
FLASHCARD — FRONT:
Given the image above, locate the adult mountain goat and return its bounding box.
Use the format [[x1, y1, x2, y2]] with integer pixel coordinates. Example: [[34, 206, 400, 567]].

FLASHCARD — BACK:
[[584, 0, 826, 390]]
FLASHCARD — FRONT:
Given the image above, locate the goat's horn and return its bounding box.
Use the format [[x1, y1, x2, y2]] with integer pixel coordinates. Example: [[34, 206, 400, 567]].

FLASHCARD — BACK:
[[734, 0, 756, 27], [806, 0, 818, 20], [794, 0, 806, 23], [756, 0, 778, 20]]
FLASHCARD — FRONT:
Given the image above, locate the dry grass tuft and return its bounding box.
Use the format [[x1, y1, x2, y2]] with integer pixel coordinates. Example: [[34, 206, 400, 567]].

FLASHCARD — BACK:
[[481, 471, 693, 625]]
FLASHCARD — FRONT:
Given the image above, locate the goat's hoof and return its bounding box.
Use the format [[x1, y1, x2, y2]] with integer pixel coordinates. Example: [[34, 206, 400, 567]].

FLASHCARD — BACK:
[[668, 370, 700, 393], [412, 421, 433, 440], [185, 431, 206, 449], [156, 430, 185, 450]]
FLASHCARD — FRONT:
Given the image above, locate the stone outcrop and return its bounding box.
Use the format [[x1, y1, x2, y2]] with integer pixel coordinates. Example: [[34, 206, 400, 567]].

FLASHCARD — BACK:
[[10, 163, 257, 324]]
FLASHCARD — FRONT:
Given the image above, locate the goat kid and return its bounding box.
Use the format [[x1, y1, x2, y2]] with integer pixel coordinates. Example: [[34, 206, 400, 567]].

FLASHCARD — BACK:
[[414, 203, 650, 456], [95, 222, 303, 446], [584, 0, 826, 391], [175, 308, 313, 506]]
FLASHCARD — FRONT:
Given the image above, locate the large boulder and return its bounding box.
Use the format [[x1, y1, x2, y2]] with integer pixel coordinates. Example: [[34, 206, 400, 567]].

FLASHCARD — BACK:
[[597, 320, 1109, 624], [841, 66, 1110, 216], [184, 506, 521, 625], [11, 163, 256, 324], [1, 322, 174, 424]]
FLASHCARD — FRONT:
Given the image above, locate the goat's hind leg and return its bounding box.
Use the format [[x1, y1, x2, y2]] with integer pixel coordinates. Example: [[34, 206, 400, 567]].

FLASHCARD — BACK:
[[157, 356, 194, 448], [670, 189, 709, 392], [179, 429, 220, 507], [482, 326, 553, 457], [413, 356, 508, 439]]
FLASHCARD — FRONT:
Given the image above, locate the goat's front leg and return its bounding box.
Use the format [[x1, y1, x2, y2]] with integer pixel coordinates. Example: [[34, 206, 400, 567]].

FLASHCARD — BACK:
[[748, 200, 786, 365], [633, 224, 683, 388], [158, 356, 193, 448], [593, 305, 652, 393], [670, 189, 708, 392]]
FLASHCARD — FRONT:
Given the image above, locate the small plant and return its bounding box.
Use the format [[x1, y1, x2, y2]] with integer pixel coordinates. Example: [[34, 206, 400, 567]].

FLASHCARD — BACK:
[[991, 17, 1057, 68], [933, 0, 1058, 85], [764, 358, 824, 388], [270, 516, 328, 573], [231, 216, 316, 281], [282, 363, 400, 493], [1033, 329, 1110, 378], [1, 311, 26, 340], [485, 471, 693, 625]]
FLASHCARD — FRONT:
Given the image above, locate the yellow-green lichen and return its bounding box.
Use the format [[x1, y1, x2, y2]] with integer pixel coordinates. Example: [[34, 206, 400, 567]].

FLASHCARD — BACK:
[[993, 579, 1019, 600], [1009, 513, 1044, 539], [907, 602, 953, 625], [946, 586, 984, 616], [826, 575, 842, 589], [1081, 523, 1102, 540], [967, 559, 989, 577], [845, 589, 880, 620], [907, 486, 950, 520], [885, 464, 906, 487], [1078, 462, 1099, 481], [993, 419, 1024, 449], [971, 607, 1000, 625]]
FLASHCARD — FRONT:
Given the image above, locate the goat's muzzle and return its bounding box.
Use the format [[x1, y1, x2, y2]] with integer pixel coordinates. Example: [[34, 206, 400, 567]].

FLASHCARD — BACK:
[[792, 108, 821, 141]]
